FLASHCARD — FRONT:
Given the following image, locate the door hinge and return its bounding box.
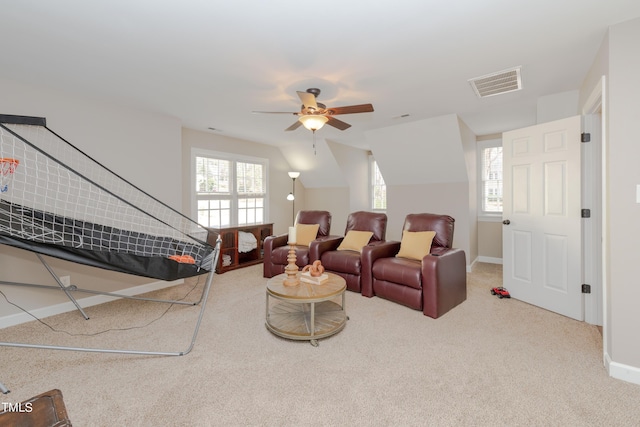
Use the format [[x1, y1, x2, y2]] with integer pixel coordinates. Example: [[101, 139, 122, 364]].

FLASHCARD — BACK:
[[581, 209, 591, 218], [582, 284, 591, 294], [581, 133, 591, 143]]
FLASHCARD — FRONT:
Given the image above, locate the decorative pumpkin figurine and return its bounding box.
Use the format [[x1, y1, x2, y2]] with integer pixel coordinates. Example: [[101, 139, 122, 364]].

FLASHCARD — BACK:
[[302, 260, 325, 277]]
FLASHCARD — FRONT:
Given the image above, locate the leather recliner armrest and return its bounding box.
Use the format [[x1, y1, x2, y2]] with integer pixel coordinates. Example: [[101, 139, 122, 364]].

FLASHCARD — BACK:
[[421, 248, 467, 318], [361, 241, 401, 297], [263, 233, 289, 277], [309, 236, 344, 262]]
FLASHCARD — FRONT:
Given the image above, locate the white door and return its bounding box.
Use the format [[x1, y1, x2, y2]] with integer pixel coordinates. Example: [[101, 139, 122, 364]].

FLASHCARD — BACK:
[[502, 116, 583, 320]]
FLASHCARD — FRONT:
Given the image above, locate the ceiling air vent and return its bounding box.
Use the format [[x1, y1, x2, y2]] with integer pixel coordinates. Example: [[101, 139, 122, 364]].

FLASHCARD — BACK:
[[469, 66, 522, 98]]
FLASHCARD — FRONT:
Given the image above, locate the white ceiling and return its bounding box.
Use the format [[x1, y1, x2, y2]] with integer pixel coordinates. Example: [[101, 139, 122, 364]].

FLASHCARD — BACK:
[[2, 0, 640, 151]]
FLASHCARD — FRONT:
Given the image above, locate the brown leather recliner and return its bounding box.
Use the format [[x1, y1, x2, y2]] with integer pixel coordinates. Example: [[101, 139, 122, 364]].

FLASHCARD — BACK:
[[313, 211, 388, 293], [263, 210, 332, 278], [369, 213, 467, 318]]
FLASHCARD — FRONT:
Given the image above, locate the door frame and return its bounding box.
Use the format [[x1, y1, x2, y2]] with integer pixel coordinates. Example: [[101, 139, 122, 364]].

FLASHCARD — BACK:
[[581, 76, 606, 341], [581, 113, 603, 326]]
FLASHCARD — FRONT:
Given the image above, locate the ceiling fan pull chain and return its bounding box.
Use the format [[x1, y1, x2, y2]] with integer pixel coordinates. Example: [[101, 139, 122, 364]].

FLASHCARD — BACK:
[[312, 130, 317, 155]]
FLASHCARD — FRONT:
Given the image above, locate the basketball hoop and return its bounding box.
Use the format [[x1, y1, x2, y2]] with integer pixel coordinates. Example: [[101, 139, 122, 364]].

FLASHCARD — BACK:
[[0, 158, 19, 193]]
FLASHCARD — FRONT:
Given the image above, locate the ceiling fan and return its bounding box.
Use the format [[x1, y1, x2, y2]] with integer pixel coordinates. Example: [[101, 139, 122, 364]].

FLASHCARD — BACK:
[[253, 88, 374, 132]]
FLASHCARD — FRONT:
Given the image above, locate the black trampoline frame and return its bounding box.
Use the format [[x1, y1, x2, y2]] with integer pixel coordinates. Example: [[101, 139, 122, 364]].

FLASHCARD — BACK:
[[0, 114, 224, 392]]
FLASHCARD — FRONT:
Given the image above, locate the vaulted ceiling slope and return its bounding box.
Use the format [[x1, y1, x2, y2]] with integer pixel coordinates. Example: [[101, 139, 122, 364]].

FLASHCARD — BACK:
[[366, 114, 470, 186], [2, 1, 640, 153]]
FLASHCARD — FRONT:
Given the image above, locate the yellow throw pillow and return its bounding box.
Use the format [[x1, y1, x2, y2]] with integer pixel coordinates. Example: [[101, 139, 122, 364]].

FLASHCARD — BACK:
[[295, 223, 320, 247], [337, 230, 374, 253], [396, 230, 436, 261]]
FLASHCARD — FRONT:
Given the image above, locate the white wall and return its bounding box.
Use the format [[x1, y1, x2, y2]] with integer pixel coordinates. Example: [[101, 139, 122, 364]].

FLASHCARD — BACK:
[[281, 136, 347, 189], [0, 78, 181, 208], [604, 17, 640, 379], [386, 182, 471, 250], [459, 117, 478, 265], [537, 90, 579, 124], [578, 16, 640, 385], [478, 221, 503, 259], [366, 114, 469, 185], [303, 187, 350, 236], [326, 140, 369, 213]]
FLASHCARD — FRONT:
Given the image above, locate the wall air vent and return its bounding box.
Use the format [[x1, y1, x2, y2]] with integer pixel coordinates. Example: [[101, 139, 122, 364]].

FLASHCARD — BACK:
[[469, 66, 522, 98]]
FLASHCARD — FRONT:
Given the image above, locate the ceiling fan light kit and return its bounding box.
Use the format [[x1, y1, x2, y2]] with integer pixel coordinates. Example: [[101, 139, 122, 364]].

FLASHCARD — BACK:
[[299, 115, 328, 131]]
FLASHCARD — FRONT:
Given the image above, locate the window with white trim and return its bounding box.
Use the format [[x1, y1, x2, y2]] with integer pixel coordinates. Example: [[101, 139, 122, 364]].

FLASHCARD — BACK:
[[370, 157, 386, 211], [193, 149, 268, 228], [478, 140, 503, 217]]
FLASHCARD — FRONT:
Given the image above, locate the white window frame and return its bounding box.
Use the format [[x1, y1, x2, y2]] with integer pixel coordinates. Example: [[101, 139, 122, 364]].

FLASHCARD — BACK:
[[191, 148, 269, 228], [370, 156, 387, 211], [477, 138, 503, 222]]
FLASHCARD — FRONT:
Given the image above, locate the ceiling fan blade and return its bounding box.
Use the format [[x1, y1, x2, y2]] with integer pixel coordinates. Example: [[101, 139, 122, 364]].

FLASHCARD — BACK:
[[285, 120, 303, 131], [297, 91, 318, 110], [252, 111, 299, 115], [326, 104, 374, 115], [326, 116, 351, 131]]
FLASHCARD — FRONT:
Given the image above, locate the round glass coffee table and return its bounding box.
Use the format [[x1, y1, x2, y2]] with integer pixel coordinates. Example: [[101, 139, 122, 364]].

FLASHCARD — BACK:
[[265, 272, 347, 346]]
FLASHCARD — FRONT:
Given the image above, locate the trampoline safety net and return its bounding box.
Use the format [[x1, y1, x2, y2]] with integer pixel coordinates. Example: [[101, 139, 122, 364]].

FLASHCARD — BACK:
[[0, 114, 213, 281]]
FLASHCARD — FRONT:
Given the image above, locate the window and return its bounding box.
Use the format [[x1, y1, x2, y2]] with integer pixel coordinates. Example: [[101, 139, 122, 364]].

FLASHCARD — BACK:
[[478, 140, 503, 217], [371, 158, 386, 211], [193, 149, 268, 228]]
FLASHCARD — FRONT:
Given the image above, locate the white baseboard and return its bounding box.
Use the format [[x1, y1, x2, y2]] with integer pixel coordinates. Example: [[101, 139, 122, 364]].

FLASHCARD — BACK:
[[467, 256, 503, 272], [0, 279, 183, 329], [477, 256, 503, 265], [605, 352, 640, 386]]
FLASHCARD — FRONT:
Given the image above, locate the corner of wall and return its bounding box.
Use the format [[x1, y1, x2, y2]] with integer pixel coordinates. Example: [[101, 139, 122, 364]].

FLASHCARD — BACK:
[[606, 352, 640, 386]]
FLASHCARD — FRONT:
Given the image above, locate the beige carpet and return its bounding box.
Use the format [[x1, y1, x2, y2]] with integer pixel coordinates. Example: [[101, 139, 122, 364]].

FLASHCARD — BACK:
[[2, 263, 640, 426]]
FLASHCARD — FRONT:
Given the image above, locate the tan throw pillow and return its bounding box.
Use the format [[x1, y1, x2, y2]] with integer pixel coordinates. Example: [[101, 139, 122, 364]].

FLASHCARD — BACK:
[[396, 230, 436, 261], [295, 223, 320, 247], [337, 230, 374, 253]]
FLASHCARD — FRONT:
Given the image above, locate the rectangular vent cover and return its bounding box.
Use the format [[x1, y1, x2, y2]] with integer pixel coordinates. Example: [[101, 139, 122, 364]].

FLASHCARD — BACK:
[[469, 66, 522, 98]]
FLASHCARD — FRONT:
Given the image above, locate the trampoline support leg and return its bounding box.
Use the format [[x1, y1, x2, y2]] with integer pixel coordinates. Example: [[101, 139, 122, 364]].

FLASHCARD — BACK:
[[0, 238, 221, 359], [36, 254, 89, 320]]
